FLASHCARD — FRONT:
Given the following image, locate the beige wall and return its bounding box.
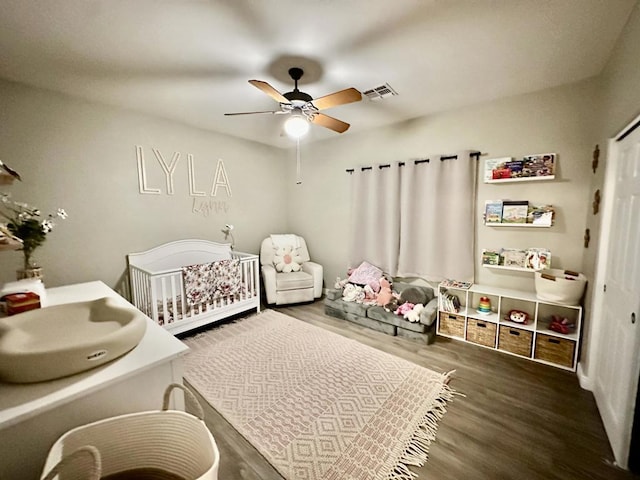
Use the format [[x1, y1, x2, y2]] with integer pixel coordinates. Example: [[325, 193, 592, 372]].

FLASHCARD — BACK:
[[581, 1, 640, 378], [288, 79, 598, 293], [0, 80, 288, 290]]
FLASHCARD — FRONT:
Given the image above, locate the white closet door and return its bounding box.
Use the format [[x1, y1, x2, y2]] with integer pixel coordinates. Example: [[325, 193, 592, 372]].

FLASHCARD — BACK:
[[593, 122, 640, 469]]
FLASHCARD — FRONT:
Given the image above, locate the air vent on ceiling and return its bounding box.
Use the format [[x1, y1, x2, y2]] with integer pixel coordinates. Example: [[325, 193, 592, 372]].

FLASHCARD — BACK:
[[363, 83, 398, 101]]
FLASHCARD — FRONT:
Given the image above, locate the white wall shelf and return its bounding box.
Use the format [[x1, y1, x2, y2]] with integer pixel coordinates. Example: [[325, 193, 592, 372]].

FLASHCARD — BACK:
[[482, 264, 542, 273], [485, 223, 552, 228], [485, 175, 555, 184], [437, 282, 582, 371]]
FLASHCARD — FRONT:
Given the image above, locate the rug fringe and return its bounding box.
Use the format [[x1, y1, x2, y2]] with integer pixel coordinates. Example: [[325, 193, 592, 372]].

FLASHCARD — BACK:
[[389, 374, 458, 480]]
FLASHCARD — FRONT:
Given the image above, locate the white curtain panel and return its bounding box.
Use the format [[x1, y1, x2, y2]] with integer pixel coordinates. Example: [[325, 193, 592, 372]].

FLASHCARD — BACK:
[[397, 150, 476, 282], [349, 151, 476, 282], [348, 162, 401, 274]]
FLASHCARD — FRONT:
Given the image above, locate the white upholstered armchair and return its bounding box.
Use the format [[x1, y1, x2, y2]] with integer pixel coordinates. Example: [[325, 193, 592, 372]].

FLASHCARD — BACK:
[[260, 234, 323, 305]]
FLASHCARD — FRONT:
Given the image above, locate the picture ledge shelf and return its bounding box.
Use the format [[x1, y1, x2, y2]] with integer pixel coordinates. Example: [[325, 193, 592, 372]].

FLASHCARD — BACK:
[[485, 223, 552, 228], [485, 175, 555, 184], [483, 264, 542, 273]]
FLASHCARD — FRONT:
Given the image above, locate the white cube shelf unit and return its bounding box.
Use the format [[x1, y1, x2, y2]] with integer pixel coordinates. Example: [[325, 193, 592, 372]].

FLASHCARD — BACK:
[[437, 282, 582, 371]]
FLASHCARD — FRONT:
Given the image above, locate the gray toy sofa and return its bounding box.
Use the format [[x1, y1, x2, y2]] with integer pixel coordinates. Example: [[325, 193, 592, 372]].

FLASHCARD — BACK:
[[324, 281, 438, 344]]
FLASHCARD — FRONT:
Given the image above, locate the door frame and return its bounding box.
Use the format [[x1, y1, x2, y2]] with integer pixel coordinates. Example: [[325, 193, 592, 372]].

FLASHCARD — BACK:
[[586, 111, 640, 469]]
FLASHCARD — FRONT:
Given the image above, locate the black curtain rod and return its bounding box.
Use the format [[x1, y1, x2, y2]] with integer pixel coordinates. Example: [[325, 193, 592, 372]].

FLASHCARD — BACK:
[[345, 151, 482, 173]]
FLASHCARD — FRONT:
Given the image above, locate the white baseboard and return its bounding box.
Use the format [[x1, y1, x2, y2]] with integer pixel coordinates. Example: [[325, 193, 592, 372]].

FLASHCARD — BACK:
[[577, 361, 593, 391]]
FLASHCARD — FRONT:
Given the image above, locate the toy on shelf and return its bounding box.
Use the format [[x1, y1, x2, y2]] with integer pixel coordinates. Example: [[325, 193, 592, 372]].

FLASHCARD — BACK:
[[548, 315, 576, 334], [477, 296, 492, 314], [505, 309, 530, 325]]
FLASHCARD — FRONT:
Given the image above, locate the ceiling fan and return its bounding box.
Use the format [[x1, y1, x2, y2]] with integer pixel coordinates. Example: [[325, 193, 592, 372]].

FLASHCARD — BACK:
[[224, 67, 362, 137]]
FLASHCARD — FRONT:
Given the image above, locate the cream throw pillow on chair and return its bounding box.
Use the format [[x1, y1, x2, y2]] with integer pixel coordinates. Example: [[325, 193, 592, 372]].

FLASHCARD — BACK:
[[273, 245, 303, 272]]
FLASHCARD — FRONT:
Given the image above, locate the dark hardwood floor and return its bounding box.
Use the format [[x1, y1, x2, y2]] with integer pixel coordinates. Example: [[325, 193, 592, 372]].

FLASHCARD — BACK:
[[185, 300, 639, 480]]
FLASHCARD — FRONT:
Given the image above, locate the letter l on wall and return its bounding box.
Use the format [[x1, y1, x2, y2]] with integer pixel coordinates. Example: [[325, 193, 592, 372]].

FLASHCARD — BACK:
[[136, 145, 161, 194]]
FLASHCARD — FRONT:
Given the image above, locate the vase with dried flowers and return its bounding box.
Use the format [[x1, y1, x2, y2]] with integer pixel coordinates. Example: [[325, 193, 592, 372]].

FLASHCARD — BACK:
[[0, 193, 67, 279]]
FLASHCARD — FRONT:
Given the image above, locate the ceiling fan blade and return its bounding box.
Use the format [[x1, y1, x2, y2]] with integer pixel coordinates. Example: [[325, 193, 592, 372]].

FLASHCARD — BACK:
[[224, 110, 285, 116], [311, 88, 362, 111], [311, 113, 350, 133], [248, 80, 290, 104]]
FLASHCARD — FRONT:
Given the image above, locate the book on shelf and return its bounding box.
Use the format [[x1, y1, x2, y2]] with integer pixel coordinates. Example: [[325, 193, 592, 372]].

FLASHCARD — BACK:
[[525, 247, 551, 270], [483, 153, 556, 181], [485, 247, 552, 270], [482, 250, 501, 265], [500, 248, 528, 268], [504, 160, 524, 178], [484, 201, 555, 226], [528, 204, 555, 226], [483, 157, 512, 182], [440, 279, 473, 289], [484, 200, 503, 224], [440, 291, 462, 313], [522, 153, 555, 178], [501, 200, 528, 223]]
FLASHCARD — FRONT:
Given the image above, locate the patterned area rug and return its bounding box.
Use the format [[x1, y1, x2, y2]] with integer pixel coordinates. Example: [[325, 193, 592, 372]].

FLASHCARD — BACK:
[[182, 309, 454, 480]]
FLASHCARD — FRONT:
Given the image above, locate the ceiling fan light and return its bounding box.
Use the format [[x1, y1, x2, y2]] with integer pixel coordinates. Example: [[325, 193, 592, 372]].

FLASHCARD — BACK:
[[284, 114, 310, 138]]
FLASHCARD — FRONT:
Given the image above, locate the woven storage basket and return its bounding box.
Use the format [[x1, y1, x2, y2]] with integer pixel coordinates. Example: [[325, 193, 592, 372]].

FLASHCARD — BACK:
[[534, 333, 576, 368], [40, 384, 219, 480], [498, 325, 533, 357], [438, 312, 465, 338], [466, 318, 497, 347]]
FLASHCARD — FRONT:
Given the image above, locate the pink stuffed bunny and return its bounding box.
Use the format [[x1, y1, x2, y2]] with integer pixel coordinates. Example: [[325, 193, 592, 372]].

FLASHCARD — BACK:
[[376, 277, 393, 306], [395, 301, 415, 316]]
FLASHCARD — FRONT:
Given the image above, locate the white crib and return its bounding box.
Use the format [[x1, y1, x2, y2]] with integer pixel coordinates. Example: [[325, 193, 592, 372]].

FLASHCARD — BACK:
[[128, 239, 260, 335]]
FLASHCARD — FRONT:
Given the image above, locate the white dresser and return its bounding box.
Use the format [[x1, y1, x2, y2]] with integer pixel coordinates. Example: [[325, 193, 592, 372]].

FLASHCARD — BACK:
[[0, 281, 189, 480]]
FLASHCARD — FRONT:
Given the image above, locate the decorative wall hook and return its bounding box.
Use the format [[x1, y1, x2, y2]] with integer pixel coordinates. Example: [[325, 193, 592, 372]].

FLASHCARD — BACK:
[[592, 144, 600, 174], [584, 228, 590, 248], [593, 189, 601, 215]]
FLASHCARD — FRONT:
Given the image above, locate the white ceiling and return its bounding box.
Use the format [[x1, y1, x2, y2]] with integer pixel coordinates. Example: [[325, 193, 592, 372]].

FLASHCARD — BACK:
[[0, 0, 636, 148]]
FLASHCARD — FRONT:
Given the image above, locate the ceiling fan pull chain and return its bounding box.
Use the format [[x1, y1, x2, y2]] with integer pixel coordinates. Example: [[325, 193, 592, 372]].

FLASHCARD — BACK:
[[296, 139, 302, 185]]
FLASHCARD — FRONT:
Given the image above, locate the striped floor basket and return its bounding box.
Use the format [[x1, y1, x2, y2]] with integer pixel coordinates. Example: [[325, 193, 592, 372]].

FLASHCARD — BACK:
[[40, 384, 219, 480]]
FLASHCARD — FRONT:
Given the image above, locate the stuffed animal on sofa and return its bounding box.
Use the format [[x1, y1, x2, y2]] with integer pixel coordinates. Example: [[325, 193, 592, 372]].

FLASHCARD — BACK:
[[334, 277, 349, 290], [376, 278, 394, 307], [342, 283, 365, 303], [363, 284, 377, 304], [399, 287, 428, 305], [404, 303, 425, 323], [395, 301, 415, 317], [385, 286, 425, 313]]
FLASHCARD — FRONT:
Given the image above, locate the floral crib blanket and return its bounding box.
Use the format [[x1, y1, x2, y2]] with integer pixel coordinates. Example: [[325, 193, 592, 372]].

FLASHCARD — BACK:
[[181, 259, 242, 307]]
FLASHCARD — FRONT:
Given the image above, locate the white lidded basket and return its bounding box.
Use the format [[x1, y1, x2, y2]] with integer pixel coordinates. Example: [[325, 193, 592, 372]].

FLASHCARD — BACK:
[[534, 269, 587, 306], [41, 384, 219, 480]]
